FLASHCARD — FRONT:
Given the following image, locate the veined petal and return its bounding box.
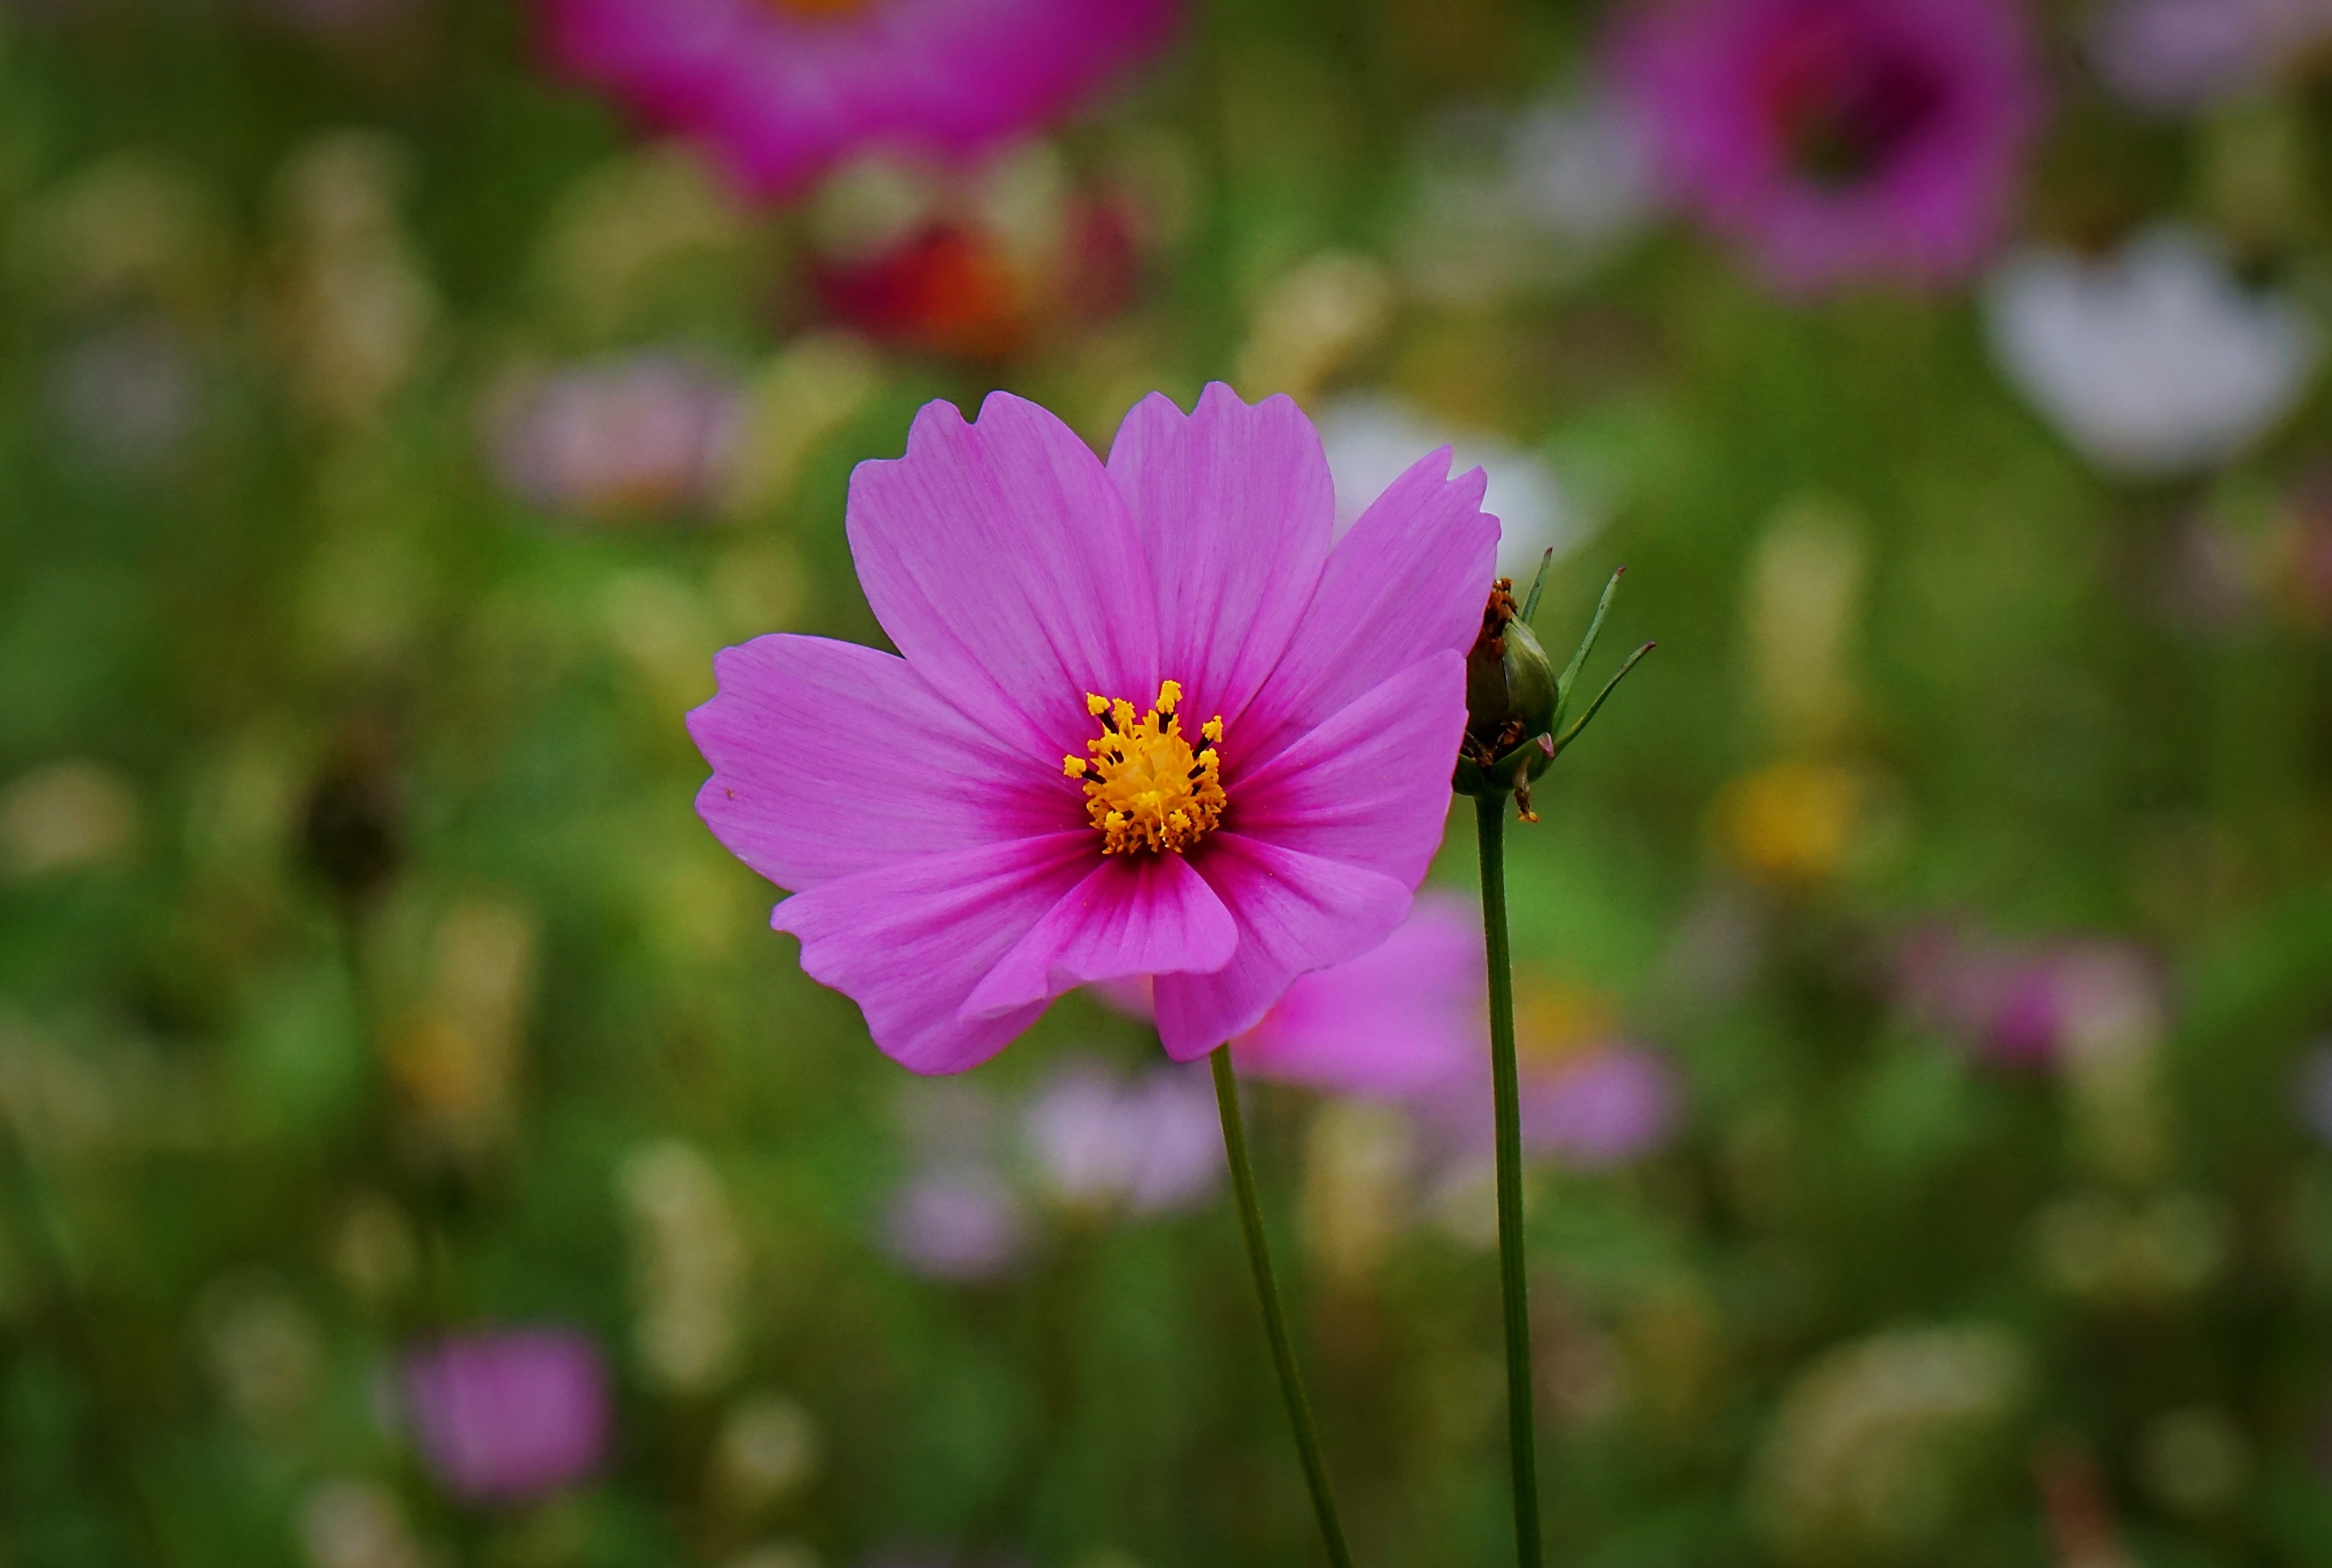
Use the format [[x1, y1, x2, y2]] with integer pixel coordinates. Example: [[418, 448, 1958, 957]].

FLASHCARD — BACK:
[[773, 832, 1096, 1074], [848, 393, 1159, 757], [1232, 651, 1468, 888], [1105, 383, 1334, 729], [1239, 448, 1497, 767], [1151, 834, 1417, 1060], [962, 851, 1236, 1018], [688, 634, 1066, 891]]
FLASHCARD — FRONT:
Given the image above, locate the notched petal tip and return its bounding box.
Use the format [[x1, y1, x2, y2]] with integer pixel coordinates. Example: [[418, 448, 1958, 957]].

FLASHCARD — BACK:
[[972, 386, 1051, 426], [897, 394, 971, 453]]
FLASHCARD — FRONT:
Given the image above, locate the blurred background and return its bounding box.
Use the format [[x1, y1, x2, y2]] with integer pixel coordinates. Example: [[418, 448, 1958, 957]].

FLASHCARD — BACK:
[[5, 0, 2332, 1563]]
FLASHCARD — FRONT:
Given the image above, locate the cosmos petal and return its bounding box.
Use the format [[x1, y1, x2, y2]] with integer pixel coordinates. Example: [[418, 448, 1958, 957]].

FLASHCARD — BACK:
[[1151, 834, 1417, 1061], [689, 634, 1066, 892], [1238, 447, 1497, 767], [1106, 382, 1335, 729], [1231, 651, 1468, 888], [962, 850, 1237, 1018], [847, 392, 1160, 758], [773, 832, 1096, 1074]]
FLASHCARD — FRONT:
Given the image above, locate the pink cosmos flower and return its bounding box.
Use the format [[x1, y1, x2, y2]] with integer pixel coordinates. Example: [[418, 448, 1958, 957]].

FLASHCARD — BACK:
[[885, 1166, 1032, 1280], [1513, 1048, 1683, 1170], [401, 1326, 611, 1504], [1896, 925, 2164, 1068], [882, 1079, 1032, 1279], [690, 384, 1494, 1071], [1611, 0, 2044, 291], [1022, 1055, 1221, 1214], [536, 0, 1182, 202], [488, 351, 742, 522], [1235, 893, 1684, 1169]]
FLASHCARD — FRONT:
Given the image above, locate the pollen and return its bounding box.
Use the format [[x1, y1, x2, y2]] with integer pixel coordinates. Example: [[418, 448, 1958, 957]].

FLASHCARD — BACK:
[[1062, 680, 1227, 855]]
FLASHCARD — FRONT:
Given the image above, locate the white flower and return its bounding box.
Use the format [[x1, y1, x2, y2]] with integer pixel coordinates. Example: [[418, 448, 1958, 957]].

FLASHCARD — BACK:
[[1982, 226, 2320, 478], [2089, 0, 2332, 113], [1021, 1057, 1220, 1216], [1506, 87, 1659, 249], [488, 350, 744, 521], [1316, 393, 1580, 574], [1400, 81, 1657, 304]]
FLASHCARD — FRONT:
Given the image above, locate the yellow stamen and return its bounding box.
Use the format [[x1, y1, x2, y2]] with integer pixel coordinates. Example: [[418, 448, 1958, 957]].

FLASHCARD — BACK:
[[1065, 681, 1226, 856]]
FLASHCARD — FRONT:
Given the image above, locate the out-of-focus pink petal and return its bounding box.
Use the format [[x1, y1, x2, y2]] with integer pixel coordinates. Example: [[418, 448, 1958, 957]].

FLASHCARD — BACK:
[[1105, 383, 1335, 729], [689, 634, 1067, 892], [1088, 973, 1155, 1022], [1238, 449, 1496, 766], [402, 1327, 610, 1504], [773, 833, 1095, 1073], [539, 0, 1181, 201], [963, 851, 1237, 1017], [884, 1165, 1031, 1280], [1152, 834, 1416, 1060], [848, 393, 1159, 758], [1235, 890, 1485, 1100], [1519, 1046, 1683, 1169], [1608, 0, 2043, 291], [1233, 652, 1467, 888]]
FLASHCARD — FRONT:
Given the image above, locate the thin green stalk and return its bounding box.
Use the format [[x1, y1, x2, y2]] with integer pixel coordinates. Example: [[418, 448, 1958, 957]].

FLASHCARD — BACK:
[[1474, 794, 1543, 1568], [0, 1119, 169, 1568], [1210, 1046, 1354, 1568]]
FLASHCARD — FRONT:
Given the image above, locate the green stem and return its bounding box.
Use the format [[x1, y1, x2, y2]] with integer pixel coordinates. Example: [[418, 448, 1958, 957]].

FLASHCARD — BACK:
[[0, 1119, 169, 1568], [1210, 1046, 1354, 1568], [1474, 794, 1543, 1568]]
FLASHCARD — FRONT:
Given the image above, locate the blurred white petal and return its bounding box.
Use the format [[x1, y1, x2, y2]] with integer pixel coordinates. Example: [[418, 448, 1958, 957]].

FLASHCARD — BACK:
[[1983, 225, 2319, 477]]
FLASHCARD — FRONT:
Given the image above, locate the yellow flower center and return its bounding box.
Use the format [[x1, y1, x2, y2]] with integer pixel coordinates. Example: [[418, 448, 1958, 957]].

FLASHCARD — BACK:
[[1062, 680, 1226, 856]]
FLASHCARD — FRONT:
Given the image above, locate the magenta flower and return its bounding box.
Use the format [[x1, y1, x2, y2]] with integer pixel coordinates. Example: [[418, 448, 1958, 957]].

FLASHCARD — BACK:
[[401, 1326, 611, 1504], [1611, 0, 2044, 291], [1896, 925, 2164, 1068], [537, 0, 1181, 202], [689, 384, 1494, 1070], [1236, 894, 1684, 1170]]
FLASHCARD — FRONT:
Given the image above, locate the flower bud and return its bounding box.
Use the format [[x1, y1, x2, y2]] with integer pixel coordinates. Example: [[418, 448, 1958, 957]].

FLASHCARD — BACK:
[[1464, 579, 1558, 757], [1455, 564, 1652, 821]]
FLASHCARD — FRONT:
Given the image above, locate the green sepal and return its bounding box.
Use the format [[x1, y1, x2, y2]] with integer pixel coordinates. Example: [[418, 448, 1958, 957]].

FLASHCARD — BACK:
[[1552, 565, 1625, 734], [1519, 546, 1556, 624], [1548, 639, 1655, 761]]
